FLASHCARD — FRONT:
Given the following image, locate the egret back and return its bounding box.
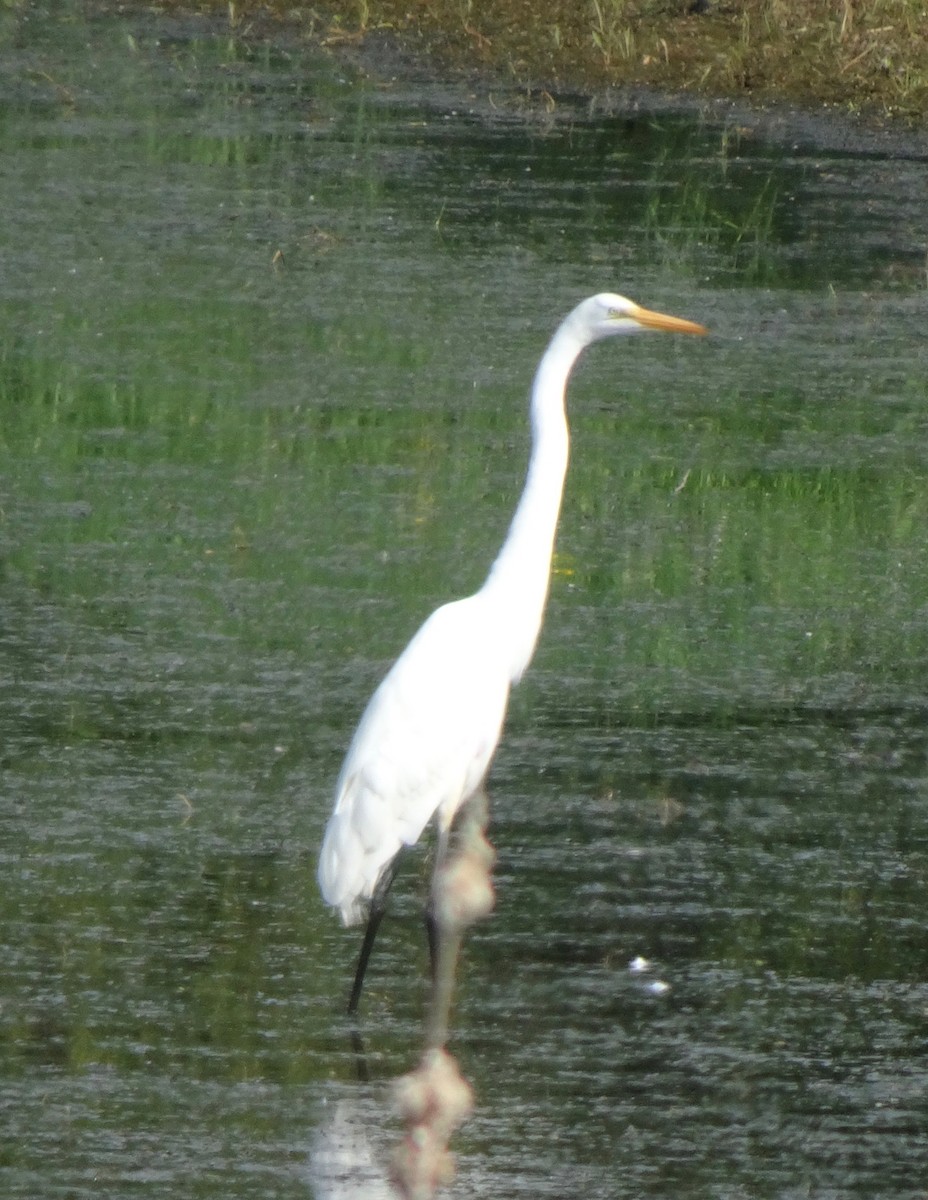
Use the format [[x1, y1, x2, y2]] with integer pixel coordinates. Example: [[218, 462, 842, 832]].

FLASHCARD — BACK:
[[317, 593, 512, 926]]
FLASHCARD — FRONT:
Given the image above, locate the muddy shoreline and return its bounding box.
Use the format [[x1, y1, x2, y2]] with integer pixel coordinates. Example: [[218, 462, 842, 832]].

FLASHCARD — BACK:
[[338, 21, 928, 161], [86, 0, 928, 162]]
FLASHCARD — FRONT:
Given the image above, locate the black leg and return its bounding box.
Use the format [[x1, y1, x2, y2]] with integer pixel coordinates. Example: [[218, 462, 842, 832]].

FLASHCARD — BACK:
[[347, 850, 403, 1017]]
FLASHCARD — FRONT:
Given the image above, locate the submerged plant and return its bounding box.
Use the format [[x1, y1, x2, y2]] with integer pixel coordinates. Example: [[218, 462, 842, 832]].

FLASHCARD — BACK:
[[640, 137, 780, 284]]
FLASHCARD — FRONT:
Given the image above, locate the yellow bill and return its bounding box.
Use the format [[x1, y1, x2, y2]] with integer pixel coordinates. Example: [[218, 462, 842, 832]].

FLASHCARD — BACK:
[[629, 302, 708, 336]]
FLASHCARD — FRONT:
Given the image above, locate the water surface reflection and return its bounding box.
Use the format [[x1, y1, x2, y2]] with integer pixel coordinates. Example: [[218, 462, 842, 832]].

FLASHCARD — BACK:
[[2, 3, 928, 1198]]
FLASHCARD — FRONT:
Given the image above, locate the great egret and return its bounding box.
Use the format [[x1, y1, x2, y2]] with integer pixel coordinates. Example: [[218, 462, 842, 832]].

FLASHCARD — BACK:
[[318, 292, 707, 1014]]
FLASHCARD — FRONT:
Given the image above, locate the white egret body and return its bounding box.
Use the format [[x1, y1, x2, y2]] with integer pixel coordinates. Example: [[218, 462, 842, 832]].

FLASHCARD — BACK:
[[317, 293, 706, 1005]]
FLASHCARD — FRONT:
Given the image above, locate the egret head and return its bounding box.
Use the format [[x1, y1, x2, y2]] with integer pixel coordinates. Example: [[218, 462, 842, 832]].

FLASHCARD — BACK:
[[573, 292, 708, 345]]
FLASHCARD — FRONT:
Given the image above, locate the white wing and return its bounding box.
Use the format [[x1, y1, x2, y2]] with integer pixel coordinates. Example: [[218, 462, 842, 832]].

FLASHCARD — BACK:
[[317, 592, 511, 925]]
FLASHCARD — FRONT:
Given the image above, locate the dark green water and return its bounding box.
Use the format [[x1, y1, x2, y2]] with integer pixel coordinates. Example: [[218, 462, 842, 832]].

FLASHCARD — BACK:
[[2, 4, 928, 1198]]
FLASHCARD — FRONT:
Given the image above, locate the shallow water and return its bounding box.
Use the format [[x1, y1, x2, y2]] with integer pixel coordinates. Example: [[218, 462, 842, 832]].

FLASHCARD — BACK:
[[2, 4, 928, 1198]]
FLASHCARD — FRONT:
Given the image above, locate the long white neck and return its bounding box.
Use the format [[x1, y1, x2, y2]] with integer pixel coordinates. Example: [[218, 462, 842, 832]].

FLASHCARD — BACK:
[[480, 319, 587, 684]]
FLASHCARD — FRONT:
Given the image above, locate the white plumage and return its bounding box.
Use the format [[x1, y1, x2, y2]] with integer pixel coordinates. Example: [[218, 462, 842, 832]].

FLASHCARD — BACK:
[[318, 594, 511, 925], [318, 293, 706, 953]]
